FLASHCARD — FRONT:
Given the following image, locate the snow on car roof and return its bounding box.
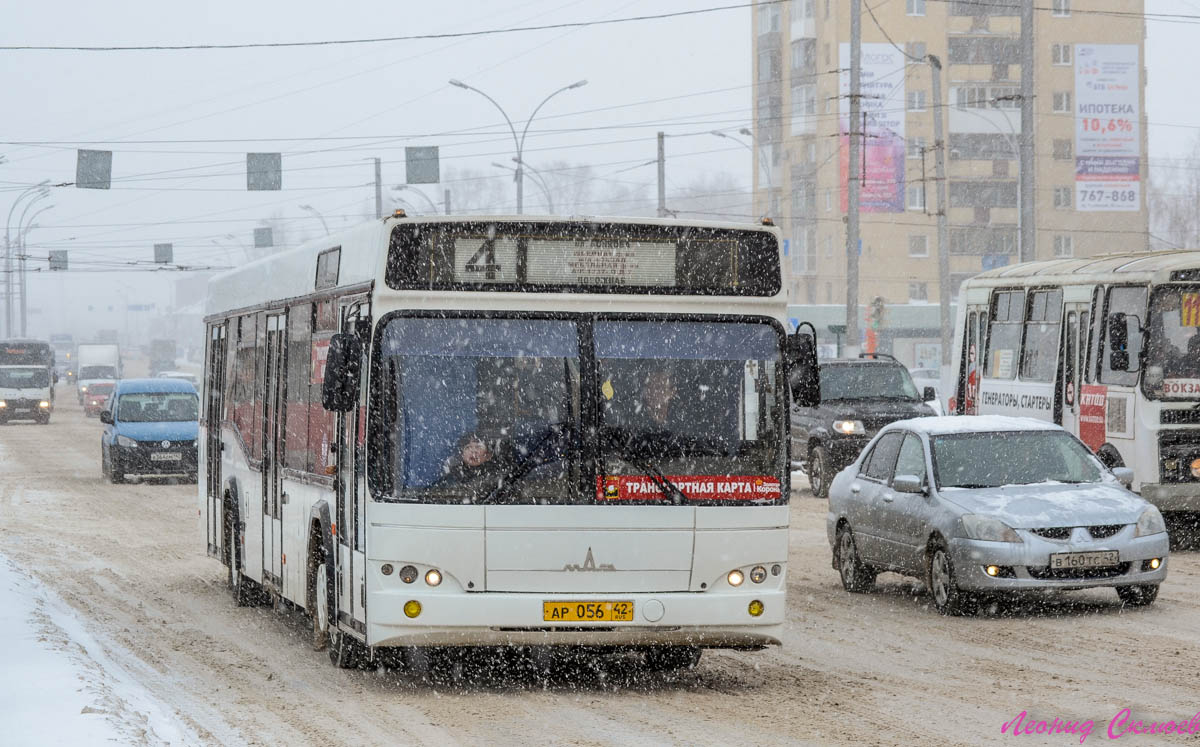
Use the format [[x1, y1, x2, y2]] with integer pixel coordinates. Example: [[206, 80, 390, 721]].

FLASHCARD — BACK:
[[885, 415, 1062, 436]]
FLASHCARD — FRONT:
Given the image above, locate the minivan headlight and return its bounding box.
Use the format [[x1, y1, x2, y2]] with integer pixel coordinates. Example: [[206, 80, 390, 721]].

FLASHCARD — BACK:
[[832, 419, 865, 435], [116, 435, 137, 448], [1135, 507, 1166, 537], [961, 514, 1022, 543]]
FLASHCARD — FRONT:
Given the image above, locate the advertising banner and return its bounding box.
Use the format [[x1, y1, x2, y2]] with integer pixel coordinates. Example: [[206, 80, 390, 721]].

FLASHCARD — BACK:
[[1078, 384, 1108, 452], [839, 43, 906, 213], [1075, 45, 1141, 211]]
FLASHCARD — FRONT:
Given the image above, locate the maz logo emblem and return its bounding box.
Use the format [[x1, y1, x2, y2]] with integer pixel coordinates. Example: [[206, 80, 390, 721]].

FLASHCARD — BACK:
[[563, 547, 616, 572]]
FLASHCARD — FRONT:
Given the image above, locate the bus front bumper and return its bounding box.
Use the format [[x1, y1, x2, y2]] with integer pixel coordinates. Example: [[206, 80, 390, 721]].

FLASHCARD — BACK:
[[1140, 483, 1200, 512], [366, 590, 785, 649]]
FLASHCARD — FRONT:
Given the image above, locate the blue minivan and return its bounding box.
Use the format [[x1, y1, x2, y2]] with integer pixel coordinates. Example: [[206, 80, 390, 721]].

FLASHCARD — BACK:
[[100, 378, 199, 483]]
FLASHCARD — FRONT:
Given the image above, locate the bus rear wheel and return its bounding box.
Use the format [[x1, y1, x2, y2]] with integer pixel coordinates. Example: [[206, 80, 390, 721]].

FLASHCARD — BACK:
[[310, 555, 330, 652]]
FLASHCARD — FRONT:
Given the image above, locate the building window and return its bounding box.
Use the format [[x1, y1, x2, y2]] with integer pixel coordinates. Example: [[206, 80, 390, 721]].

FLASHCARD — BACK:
[[1052, 0, 1070, 17], [758, 3, 782, 33], [825, 188, 833, 211], [1054, 186, 1073, 209], [909, 282, 929, 302], [824, 235, 833, 258], [824, 95, 833, 114], [907, 137, 928, 159], [1052, 43, 1072, 66], [906, 42, 926, 63], [791, 39, 816, 73], [825, 282, 832, 303], [791, 84, 816, 134], [909, 235, 929, 257], [808, 142, 817, 162], [1052, 91, 1071, 113], [758, 50, 781, 83], [907, 0, 926, 15], [907, 90, 927, 112], [1054, 235, 1073, 257], [907, 184, 926, 211], [1053, 139, 1073, 160]]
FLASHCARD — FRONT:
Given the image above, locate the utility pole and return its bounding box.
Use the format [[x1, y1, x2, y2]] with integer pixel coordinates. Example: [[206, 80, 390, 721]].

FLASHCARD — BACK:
[[1019, 0, 1035, 263], [374, 157, 383, 219], [444, 188, 452, 215], [929, 54, 951, 367], [657, 132, 668, 218], [845, 0, 862, 356]]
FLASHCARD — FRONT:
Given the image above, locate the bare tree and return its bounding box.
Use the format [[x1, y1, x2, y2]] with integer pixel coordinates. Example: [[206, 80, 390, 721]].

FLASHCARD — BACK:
[[1149, 132, 1200, 250]]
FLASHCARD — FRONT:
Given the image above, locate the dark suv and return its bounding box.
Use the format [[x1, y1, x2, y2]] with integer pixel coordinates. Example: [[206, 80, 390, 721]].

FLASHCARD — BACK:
[[791, 356, 936, 497]]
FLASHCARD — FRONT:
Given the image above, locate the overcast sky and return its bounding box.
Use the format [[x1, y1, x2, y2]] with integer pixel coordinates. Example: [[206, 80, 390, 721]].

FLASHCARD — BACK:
[[2, 1, 1197, 339]]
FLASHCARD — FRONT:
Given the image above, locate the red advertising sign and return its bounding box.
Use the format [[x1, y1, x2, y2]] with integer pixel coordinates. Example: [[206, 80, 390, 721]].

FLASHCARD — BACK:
[[1078, 384, 1107, 452], [596, 475, 782, 501]]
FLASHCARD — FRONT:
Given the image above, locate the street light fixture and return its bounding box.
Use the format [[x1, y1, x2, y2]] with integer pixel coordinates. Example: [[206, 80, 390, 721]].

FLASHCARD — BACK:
[[450, 78, 587, 214], [17, 203, 53, 335], [5, 180, 51, 336], [298, 204, 330, 235], [493, 159, 555, 214], [391, 185, 440, 214], [713, 129, 774, 217]]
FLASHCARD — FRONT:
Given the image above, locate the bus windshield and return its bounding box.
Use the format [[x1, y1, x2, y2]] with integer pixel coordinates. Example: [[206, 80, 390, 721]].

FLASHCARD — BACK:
[[1144, 286, 1200, 398], [79, 365, 117, 380], [375, 316, 785, 505], [0, 367, 50, 389]]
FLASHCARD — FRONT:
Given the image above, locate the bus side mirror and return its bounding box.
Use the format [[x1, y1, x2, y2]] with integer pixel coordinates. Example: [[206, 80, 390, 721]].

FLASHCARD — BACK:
[[322, 333, 362, 412], [1107, 312, 1130, 371], [923, 386, 937, 402], [786, 330, 820, 408], [53, 371, 59, 384]]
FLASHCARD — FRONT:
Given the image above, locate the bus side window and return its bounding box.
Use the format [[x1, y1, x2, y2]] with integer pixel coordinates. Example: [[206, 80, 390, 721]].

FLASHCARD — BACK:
[[987, 290, 1023, 379], [284, 304, 312, 473], [1065, 311, 1077, 404], [1086, 287, 1102, 383], [1020, 289, 1062, 382]]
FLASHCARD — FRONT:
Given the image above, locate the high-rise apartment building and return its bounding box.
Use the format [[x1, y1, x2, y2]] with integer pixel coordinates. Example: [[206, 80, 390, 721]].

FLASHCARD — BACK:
[[751, 0, 1148, 309]]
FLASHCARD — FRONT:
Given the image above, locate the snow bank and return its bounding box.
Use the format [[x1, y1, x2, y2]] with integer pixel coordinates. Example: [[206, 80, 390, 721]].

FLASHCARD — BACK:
[[0, 556, 196, 746]]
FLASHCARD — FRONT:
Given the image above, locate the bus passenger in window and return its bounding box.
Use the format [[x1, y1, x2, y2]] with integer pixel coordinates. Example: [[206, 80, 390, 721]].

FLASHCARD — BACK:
[[437, 432, 516, 488], [639, 368, 678, 430]]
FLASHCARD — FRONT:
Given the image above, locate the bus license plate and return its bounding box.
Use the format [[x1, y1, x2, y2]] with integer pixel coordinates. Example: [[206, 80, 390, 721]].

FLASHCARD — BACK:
[[543, 601, 634, 622], [150, 452, 182, 462], [1050, 551, 1119, 569]]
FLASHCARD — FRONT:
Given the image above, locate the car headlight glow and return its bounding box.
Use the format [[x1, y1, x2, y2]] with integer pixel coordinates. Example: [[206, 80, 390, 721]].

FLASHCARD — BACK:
[[38, 401, 49, 408], [961, 514, 1023, 543], [0, 401, 6, 408], [832, 419, 865, 435], [116, 435, 137, 448], [1191, 458, 1200, 479], [81, 386, 87, 392], [1135, 507, 1167, 537]]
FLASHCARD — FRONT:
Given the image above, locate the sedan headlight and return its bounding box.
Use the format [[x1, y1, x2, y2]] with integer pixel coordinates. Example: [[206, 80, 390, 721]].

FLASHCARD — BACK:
[[832, 419, 865, 436], [116, 435, 138, 448], [0, 401, 6, 408], [961, 514, 1023, 543], [1135, 507, 1167, 537]]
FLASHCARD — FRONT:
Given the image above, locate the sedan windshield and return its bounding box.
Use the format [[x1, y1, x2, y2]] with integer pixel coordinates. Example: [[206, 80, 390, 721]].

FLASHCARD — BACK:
[[115, 392, 199, 422], [820, 364, 919, 401], [931, 431, 1103, 489], [0, 367, 49, 389]]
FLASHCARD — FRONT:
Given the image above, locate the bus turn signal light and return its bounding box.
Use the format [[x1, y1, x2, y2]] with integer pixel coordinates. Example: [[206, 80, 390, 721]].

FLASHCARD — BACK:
[[403, 600, 422, 618], [748, 600, 764, 617]]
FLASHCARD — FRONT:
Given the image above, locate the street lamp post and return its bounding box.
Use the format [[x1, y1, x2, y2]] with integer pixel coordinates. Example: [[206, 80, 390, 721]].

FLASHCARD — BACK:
[[391, 185, 440, 214], [298, 204, 330, 235], [450, 78, 587, 214], [492, 161, 555, 214], [5, 181, 51, 336], [17, 203, 53, 336], [712, 129, 774, 217]]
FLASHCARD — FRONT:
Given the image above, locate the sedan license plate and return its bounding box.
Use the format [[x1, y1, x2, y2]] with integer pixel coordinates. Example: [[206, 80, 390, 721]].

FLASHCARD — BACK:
[[543, 601, 634, 622], [150, 452, 182, 462], [1050, 550, 1119, 569]]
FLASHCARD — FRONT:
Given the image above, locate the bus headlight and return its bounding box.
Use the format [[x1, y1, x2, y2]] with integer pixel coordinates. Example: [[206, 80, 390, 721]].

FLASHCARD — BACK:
[[749, 566, 767, 584], [38, 401, 50, 408], [727, 569, 745, 587], [425, 569, 442, 587], [399, 565, 418, 584]]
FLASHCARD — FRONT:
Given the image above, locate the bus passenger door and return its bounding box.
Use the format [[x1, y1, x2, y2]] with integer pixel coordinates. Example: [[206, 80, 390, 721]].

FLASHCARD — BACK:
[[336, 300, 370, 632], [204, 323, 228, 560], [262, 313, 286, 594], [1059, 305, 1088, 436]]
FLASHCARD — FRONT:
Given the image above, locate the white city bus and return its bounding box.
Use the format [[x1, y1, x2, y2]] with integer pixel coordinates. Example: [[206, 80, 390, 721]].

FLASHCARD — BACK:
[[949, 250, 1200, 522], [200, 213, 818, 670]]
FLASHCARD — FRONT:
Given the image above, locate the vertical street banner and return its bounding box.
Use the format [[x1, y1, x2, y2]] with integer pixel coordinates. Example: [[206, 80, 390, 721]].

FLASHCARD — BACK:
[[1074, 44, 1140, 211], [839, 43, 906, 213]]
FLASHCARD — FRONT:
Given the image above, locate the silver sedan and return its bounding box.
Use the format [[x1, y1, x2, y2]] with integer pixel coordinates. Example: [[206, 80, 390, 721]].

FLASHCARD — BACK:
[[826, 416, 1169, 614]]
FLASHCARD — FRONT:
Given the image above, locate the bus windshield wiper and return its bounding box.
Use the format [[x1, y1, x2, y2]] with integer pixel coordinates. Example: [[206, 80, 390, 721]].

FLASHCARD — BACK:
[[479, 422, 571, 505], [600, 426, 689, 506]]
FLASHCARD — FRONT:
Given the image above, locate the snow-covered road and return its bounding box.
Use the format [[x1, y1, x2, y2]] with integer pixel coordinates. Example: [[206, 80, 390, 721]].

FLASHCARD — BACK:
[[2, 393, 1198, 745]]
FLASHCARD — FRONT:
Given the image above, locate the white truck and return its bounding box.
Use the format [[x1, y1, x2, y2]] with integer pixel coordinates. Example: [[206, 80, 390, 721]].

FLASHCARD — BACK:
[[0, 339, 55, 425], [76, 343, 121, 411]]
